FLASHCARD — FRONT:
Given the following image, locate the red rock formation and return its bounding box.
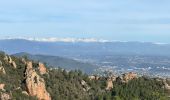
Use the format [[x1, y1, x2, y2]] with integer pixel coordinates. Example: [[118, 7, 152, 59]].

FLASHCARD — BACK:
[[25, 61, 51, 100], [106, 78, 113, 90], [38, 62, 47, 75], [122, 72, 137, 83], [0, 84, 5, 91]]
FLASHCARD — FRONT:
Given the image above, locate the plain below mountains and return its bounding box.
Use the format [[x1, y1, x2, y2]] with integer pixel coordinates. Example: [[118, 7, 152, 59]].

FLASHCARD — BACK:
[[13, 52, 98, 74]]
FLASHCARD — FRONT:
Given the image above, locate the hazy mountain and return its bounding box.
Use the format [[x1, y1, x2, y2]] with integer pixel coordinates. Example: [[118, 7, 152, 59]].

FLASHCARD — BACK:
[[1, 39, 170, 58], [13, 52, 98, 73]]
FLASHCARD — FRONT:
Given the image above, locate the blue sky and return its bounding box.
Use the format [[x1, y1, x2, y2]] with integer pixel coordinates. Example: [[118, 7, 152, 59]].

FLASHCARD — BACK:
[[0, 0, 170, 43]]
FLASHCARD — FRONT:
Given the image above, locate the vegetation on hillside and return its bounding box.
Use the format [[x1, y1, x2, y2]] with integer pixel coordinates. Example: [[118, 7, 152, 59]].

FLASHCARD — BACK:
[[0, 52, 169, 100]]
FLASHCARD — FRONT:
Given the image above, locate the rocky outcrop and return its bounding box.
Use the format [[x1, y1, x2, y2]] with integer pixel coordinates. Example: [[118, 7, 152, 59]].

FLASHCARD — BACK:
[[12, 61, 17, 69], [0, 92, 11, 100], [163, 79, 170, 90], [106, 78, 113, 90], [89, 75, 99, 80], [105, 75, 117, 90], [122, 72, 137, 83], [4, 55, 17, 69], [0, 84, 5, 91], [0, 61, 6, 75], [25, 61, 51, 100], [0, 67, 6, 75], [110, 75, 117, 82], [38, 62, 47, 75], [81, 80, 91, 91], [21, 58, 27, 65]]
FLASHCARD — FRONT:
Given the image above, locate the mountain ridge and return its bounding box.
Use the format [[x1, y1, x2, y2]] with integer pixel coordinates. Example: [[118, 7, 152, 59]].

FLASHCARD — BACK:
[[1, 39, 170, 57]]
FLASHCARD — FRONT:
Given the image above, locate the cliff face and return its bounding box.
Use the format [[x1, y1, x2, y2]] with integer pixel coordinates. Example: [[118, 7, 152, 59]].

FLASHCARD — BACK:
[[25, 61, 51, 100]]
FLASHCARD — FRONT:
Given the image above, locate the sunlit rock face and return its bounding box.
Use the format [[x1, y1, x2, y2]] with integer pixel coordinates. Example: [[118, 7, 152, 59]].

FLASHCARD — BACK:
[[38, 62, 47, 75], [25, 61, 51, 100], [0, 84, 5, 91], [122, 72, 137, 83], [106, 78, 113, 90]]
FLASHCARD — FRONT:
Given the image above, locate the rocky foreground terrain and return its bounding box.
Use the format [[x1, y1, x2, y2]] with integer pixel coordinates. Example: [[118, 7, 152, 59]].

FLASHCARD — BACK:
[[0, 51, 170, 100]]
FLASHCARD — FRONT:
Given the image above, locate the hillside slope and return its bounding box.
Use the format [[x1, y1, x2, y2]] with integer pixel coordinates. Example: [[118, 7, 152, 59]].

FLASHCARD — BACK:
[[0, 51, 169, 100], [13, 52, 98, 74]]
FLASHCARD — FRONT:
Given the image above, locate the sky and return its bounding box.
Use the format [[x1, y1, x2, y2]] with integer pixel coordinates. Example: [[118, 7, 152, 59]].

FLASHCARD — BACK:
[[0, 0, 170, 43]]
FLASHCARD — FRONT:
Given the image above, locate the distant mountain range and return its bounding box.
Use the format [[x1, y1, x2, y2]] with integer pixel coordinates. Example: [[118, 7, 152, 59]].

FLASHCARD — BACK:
[[0, 39, 170, 57], [1, 38, 170, 75]]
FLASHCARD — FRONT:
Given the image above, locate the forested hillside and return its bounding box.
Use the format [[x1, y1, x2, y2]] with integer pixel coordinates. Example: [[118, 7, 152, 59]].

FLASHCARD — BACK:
[[0, 51, 169, 100]]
